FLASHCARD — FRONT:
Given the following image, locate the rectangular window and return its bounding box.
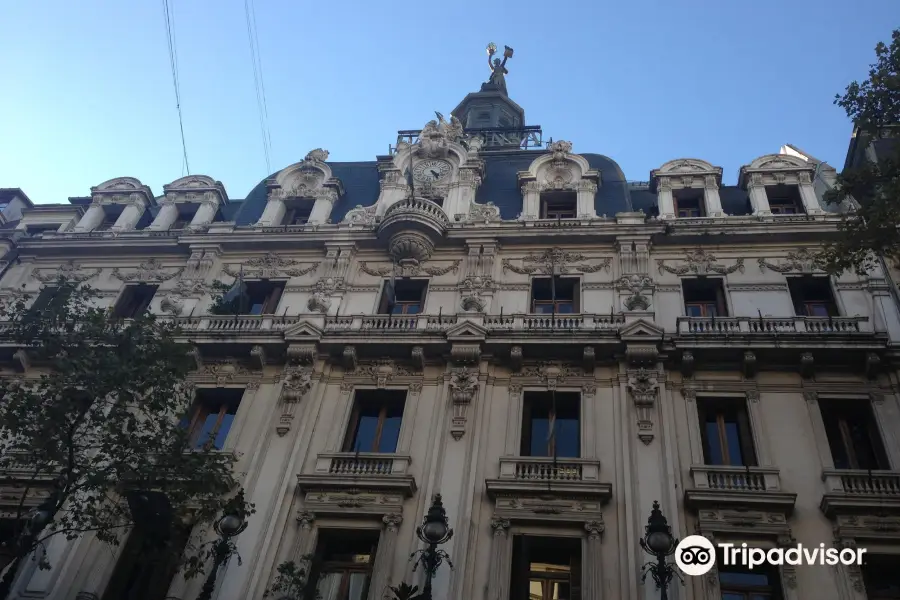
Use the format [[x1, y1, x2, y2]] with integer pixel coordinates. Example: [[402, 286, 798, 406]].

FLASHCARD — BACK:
[[717, 562, 782, 599], [766, 184, 805, 215], [683, 278, 728, 317], [309, 529, 379, 600], [862, 555, 900, 599], [698, 398, 756, 466], [673, 189, 706, 218], [342, 390, 406, 453], [521, 391, 580, 458], [378, 279, 427, 315], [820, 399, 890, 470], [540, 191, 577, 219], [244, 280, 285, 315], [510, 536, 581, 600], [282, 204, 313, 226], [531, 277, 580, 314], [180, 388, 243, 450], [787, 276, 838, 317], [113, 284, 158, 319]]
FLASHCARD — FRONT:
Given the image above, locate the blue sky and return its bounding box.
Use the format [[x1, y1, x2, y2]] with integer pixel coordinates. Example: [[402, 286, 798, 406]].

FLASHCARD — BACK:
[[1, 1, 896, 204]]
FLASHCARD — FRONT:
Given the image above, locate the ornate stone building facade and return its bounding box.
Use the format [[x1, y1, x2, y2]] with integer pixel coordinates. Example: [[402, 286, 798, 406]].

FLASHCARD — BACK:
[[3, 59, 900, 600]]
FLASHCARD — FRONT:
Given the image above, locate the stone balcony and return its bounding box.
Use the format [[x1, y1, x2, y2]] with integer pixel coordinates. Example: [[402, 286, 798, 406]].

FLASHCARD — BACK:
[[295, 452, 417, 497], [677, 315, 870, 337], [323, 314, 457, 334], [486, 456, 612, 499], [684, 465, 797, 511], [484, 313, 624, 334], [820, 469, 900, 517]]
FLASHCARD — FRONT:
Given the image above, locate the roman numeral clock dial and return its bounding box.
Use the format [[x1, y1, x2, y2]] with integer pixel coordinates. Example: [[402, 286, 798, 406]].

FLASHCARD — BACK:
[[413, 159, 452, 184]]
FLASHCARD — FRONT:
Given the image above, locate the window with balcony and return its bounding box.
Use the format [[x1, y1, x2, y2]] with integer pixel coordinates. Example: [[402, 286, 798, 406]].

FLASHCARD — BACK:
[[244, 280, 285, 315], [698, 398, 756, 467], [540, 191, 577, 219], [378, 279, 427, 315], [342, 390, 406, 453], [820, 399, 890, 470], [787, 276, 838, 317], [282, 200, 313, 226], [531, 277, 580, 314], [112, 284, 157, 319], [180, 388, 243, 450], [683, 278, 728, 317], [863, 555, 900, 599], [510, 536, 581, 600], [308, 529, 379, 600], [766, 184, 805, 215], [521, 391, 580, 458], [717, 562, 783, 599], [673, 189, 706, 218]]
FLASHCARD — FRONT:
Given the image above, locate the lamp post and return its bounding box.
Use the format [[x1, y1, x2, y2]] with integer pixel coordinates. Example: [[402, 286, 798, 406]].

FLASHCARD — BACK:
[[639, 501, 681, 600], [413, 494, 453, 600], [196, 505, 247, 600]]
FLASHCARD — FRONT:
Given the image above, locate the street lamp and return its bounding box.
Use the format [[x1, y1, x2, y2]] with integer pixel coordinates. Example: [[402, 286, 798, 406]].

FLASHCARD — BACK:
[[196, 501, 248, 600], [413, 494, 453, 600], [640, 501, 681, 600]]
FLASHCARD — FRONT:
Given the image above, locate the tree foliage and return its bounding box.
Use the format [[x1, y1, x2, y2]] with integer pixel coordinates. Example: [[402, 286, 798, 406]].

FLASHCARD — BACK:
[[821, 29, 900, 274], [0, 278, 248, 581]]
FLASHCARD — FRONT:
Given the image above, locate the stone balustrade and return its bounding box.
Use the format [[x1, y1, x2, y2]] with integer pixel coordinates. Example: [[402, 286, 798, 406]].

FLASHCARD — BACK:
[[498, 456, 602, 483], [690, 464, 783, 492], [313, 452, 412, 477], [677, 315, 869, 335]]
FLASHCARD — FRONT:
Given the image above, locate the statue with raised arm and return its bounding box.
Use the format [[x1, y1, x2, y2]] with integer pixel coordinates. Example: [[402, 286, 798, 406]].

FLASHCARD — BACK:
[[486, 42, 514, 94]]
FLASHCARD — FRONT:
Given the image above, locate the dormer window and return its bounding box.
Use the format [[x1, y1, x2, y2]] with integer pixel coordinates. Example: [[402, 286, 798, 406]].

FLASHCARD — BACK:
[[673, 189, 705, 218], [766, 184, 804, 215], [541, 191, 577, 219], [282, 200, 312, 226]]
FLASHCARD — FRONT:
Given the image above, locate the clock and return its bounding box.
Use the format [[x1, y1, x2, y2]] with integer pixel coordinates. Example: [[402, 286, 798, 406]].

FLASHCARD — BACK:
[[413, 159, 452, 184]]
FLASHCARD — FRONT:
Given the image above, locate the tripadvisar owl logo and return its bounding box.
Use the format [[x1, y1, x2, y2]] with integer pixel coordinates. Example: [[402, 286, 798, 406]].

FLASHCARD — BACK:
[[675, 535, 717, 576]]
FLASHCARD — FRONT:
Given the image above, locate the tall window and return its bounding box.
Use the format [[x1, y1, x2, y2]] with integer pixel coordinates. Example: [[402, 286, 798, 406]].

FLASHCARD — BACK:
[[682, 278, 727, 317], [510, 536, 581, 600], [698, 398, 756, 467], [766, 184, 805, 215], [30, 286, 63, 312], [673, 189, 705, 218], [244, 280, 285, 315], [863, 555, 900, 599], [113, 284, 158, 319], [521, 392, 580, 458], [309, 529, 379, 600], [540, 191, 577, 219], [282, 202, 313, 226], [820, 399, 890, 470], [531, 277, 579, 314], [378, 280, 427, 315], [343, 390, 406, 453], [718, 562, 782, 599], [787, 277, 838, 317], [181, 388, 243, 450]]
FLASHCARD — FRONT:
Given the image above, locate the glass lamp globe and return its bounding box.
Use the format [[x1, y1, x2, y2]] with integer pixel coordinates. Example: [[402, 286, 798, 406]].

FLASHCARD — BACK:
[[647, 530, 673, 554], [30, 509, 51, 529], [422, 520, 448, 544], [218, 514, 243, 537]]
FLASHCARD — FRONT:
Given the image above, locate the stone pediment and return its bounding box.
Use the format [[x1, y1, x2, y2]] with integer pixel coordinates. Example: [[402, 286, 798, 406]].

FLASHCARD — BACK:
[[283, 321, 324, 341], [619, 319, 664, 341], [445, 320, 488, 342]]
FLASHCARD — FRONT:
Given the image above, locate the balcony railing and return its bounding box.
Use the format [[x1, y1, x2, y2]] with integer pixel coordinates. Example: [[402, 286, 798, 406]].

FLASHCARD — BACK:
[[172, 315, 302, 333], [324, 314, 458, 333], [484, 313, 624, 332], [498, 456, 601, 483], [313, 452, 411, 477], [677, 315, 869, 335], [822, 469, 900, 496], [690, 465, 783, 493]]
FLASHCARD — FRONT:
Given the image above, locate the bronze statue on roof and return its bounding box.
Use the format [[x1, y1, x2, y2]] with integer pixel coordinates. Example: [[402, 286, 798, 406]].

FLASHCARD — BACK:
[[486, 42, 514, 94]]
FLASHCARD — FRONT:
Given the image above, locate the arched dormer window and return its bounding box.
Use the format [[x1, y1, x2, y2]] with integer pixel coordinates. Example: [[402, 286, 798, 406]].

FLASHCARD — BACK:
[[256, 149, 344, 227], [650, 159, 724, 219], [737, 154, 823, 216], [518, 141, 600, 220]]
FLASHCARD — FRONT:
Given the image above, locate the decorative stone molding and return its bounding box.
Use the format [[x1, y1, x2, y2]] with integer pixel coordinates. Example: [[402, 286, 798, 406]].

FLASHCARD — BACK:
[[617, 274, 654, 310], [287, 343, 317, 365], [32, 261, 101, 283], [509, 346, 523, 372], [111, 258, 184, 282], [416, 114, 464, 158], [680, 351, 695, 378], [307, 292, 331, 313], [341, 204, 377, 228], [743, 351, 758, 378], [352, 359, 414, 388], [627, 368, 659, 445], [490, 517, 511, 535], [388, 230, 435, 264], [515, 362, 584, 390], [466, 201, 501, 224], [650, 158, 725, 218], [583, 347, 596, 372], [193, 360, 256, 388], [757, 248, 825, 274], [584, 519, 605, 538], [450, 343, 481, 365], [517, 141, 601, 219], [449, 367, 479, 440], [277, 366, 313, 436], [250, 345, 266, 370], [657, 249, 744, 276], [411, 346, 425, 370], [222, 253, 319, 279], [382, 512, 403, 531], [800, 352, 814, 378], [358, 258, 460, 278], [501, 247, 611, 275]]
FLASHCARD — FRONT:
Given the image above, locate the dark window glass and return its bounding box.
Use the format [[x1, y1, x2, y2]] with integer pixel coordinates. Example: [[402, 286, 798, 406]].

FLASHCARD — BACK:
[[510, 536, 581, 600], [283, 204, 313, 226], [180, 388, 243, 450], [113, 284, 158, 319], [718, 563, 782, 599], [380, 280, 427, 315], [531, 277, 579, 314], [820, 399, 890, 470], [343, 390, 406, 453], [863, 555, 900, 599], [243, 280, 285, 315], [698, 398, 756, 466], [521, 392, 580, 458], [673, 190, 706, 218], [683, 278, 727, 317], [787, 277, 838, 317], [766, 184, 805, 216], [540, 191, 577, 219], [309, 530, 379, 600]]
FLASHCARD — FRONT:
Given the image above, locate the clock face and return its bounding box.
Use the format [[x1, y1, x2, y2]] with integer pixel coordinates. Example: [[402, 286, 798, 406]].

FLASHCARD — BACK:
[[413, 159, 452, 183]]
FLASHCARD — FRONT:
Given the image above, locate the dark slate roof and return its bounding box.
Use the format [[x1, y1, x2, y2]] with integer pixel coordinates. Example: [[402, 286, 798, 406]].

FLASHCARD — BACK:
[[583, 154, 631, 216], [329, 162, 381, 223], [629, 189, 657, 216], [475, 151, 537, 219], [720, 187, 752, 216]]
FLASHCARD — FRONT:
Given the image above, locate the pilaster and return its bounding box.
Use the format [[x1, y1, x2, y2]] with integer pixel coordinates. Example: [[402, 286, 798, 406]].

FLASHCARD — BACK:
[[747, 174, 772, 215], [656, 177, 675, 219], [367, 513, 403, 600]]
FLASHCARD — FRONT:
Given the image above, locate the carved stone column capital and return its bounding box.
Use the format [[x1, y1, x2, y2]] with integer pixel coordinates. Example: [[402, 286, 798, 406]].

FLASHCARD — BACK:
[[490, 517, 511, 536], [383, 513, 403, 531]]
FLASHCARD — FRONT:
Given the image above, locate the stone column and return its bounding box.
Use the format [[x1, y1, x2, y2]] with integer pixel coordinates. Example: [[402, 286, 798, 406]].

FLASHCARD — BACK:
[[703, 175, 725, 217], [486, 518, 512, 600], [74, 203, 106, 232], [798, 173, 824, 214], [656, 177, 675, 219], [309, 190, 337, 224], [747, 174, 771, 215], [576, 180, 598, 218], [803, 391, 835, 469], [149, 200, 179, 231], [520, 181, 540, 219], [368, 514, 402, 600], [583, 521, 604, 600], [190, 196, 219, 229], [256, 190, 287, 226], [111, 195, 146, 231]]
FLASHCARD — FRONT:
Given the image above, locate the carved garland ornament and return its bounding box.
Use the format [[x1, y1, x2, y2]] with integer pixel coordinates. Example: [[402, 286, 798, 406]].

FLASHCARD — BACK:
[[223, 253, 319, 279], [276, 366, 314, 436], [502, 247, 611, 275], [111, 258, 184, 282], [358, 260, 460, 278], [32, 261, 101, 283], [352, 359, 415, 388], [449, 368, 479, 440], [757, 248, 825, 274], [514, 362, 584, 390], [657, 249, 744, 276]]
